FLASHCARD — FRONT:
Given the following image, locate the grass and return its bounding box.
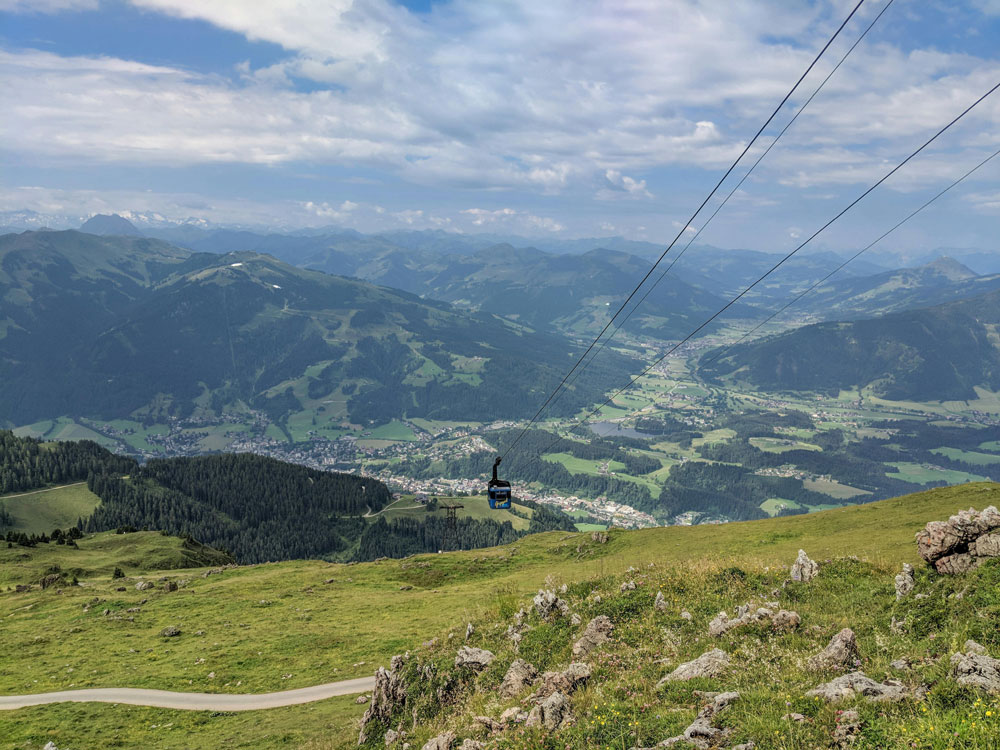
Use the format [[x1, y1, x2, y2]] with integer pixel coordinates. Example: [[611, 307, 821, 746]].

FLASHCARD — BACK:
[[374, 495, 532, 531], [749, 437, 821, 454], [0, 483, 101, 534], [541, 452, 626, 477], [803, 477, 872, 500], [886, 462, 991, 486], [1, 483, 998, 749], [365, 421, 418, 442], [759, 497, 801, 516]]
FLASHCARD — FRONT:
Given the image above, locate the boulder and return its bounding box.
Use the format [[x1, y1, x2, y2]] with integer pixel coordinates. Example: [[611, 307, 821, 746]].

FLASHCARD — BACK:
[[499, 706, 528, 724], [421, 731, 454, 750], [657, 649, 730, 686], [135, 581, 154, 591], [950, 641, 1000, 692], [40, 574, 64, 590], [805, 672, 909, 703], [619, 580, 636, 592], [499, 658, 538, 698], [654, 591, 667, 611], [916, 506, 1000, 564], [894, 563, 915, 600], [459, 741, 482, 750], [974, 532, 1000, 558], [525, 691, 573, 731], [680, 610, 692, 621], [708, 602, 798, 637], [808, 628, 859, 672], [159, 626, 181, 637], [790, 549, 819, 582], [772, 609, 801, 631], [455, 646, 494, 671], [572, 615, 613, 659], [359, 658, 409, 744], [355, 694, 369, 704], [163, 580, 178, 592], [535, 662, 591, 698]]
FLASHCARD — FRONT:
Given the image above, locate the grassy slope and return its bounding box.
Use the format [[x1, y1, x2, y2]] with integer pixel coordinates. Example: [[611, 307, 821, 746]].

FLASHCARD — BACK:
[[1, 482, 998, 749], [0, 483, 101, 534]]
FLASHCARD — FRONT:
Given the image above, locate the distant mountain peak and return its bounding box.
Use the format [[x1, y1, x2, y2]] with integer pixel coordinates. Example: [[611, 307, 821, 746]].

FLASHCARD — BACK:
[[80, 214, 143, 237], [921, 256, 977, 281]]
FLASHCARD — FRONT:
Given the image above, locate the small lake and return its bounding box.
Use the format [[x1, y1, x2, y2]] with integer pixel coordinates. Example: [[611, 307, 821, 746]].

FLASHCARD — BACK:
[[589, 421, 646, 439]]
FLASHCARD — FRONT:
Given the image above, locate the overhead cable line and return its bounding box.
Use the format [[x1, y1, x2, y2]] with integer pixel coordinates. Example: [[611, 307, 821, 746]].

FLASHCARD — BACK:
[[699, 146, 1000, 370], [499, 0, 868, 461], [522, 78, 1000, 461], [534, 0, 896, 423]]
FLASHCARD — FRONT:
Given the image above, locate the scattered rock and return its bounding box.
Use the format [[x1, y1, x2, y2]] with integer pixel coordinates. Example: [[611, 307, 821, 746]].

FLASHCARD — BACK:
[[654, 591, 667, 611], [43, 743, 59, 750], [359, 657, 409, 744], [420, 731, 454, 750], [831, 709, 862, 748], [805, 672, 909, 703], [916, 506, 1000, 572], [355, 694, 369, 704], [808, 628, 860, 672], [890, 616, 906, 635], [163, 580, 178, 592], [465, 622, 474, 641], [894, 563, 915, 600], [499, 706, 528, 724], [638, 691, 740, 749], [458, 740, 482, 750], [782, 712, 808, 723], [40, 574, 64, 590], [591, 531, 608, 544], [384, 729, 400, 746], [472, 715, 503, 733], [525, 691, 573, 731], [680, 610, 692, 621], [159, 626, 181, 637], [535, 662, 591, 698], [573, 615, 613, 659], [500, 658, 538, 698], [620, 580, 636, 592], [772, 609, 801, 631], [570, 612, 581, 626], [657, 649, 730, 686], [455, 646, 494, 671], [709, 602, 799, 637], [950, 640, 1000, 692], [533, 589, 571, 619], [399, 585, 413, 591], [790, 549, 819, 582], [889, 658, 911, 671], [135, 581, 154, 591]]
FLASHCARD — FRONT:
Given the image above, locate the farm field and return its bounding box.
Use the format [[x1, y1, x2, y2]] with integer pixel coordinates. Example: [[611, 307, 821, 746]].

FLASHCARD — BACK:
[[885, 462, 991, 485], [0, 483, 101, 535]]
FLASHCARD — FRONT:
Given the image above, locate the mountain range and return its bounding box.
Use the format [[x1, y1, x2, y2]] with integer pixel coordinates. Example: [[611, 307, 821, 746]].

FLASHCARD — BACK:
[[0, 230, 629, 428]]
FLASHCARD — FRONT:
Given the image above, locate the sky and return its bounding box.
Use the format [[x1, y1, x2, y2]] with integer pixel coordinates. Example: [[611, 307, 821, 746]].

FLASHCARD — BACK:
[[1, 0, 999, 254]]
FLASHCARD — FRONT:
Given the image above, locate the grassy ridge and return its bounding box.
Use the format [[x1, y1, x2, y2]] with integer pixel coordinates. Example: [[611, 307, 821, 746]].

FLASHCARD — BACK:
[[0, 483, 101, 535], [1, 482, 997, 749]]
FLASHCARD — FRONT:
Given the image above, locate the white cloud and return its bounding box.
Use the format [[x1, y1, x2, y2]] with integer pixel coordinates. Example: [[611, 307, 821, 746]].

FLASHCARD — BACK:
[[461, 207, 563, 233], [601, 169, 653, 199], [0, 0, 97, 12]]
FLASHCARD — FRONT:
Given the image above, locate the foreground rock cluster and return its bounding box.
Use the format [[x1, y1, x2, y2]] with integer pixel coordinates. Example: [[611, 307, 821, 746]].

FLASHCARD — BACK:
[[916, 505, 1000, 574]]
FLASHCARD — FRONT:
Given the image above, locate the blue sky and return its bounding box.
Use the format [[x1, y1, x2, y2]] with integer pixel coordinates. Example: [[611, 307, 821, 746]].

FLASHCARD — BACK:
[[1, 0, 998, 255]]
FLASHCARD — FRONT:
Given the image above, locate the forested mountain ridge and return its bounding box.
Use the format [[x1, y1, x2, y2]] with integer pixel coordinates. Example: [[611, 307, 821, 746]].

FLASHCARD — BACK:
[[0, 231, 631, 428], [699, 288, 1000, 401]]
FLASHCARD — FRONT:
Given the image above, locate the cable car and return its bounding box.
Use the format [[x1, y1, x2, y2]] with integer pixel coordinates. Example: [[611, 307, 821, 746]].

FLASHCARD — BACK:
[[487, 456, 511, 510]]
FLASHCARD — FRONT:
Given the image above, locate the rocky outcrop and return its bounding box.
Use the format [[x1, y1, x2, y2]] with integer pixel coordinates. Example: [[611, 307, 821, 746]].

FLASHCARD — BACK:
[[635, 691, 740, 749], [535, 662, 590, 698], [805, 672, 909, 703], [657, 649, 730, 686], [573, 616, 613, 659], [358, 657, 409, 745], [455, 646, 494, 671], [421, 731, 454, 750], [808, 628, 860, 671], [500, 658, 538, 698], [40, 574, 65, 590], [950, 640, 1000, 692], [894, 563, 915, 600], [916, 506, 1000, 574], [591, 531, 608, 544], [708, 602, 799, 637], [533, 589, 571, 619], [790, 549, 819, 582], [525, 691, 573, 731]]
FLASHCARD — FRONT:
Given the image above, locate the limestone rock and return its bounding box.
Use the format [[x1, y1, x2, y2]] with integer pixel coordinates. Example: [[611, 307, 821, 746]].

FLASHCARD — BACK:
[[619, 580, 636, 592], [459, 741, 482, 750], [535, 662, 590, 698], [499, 658, 537, 698], [525, 691, 573, 731], [772, 609, 801, 631], [654, 590, 667, 611], [455, 646, 494, 671], [355, 694, 369, 704], [43, 744, 59, 750], [591, 531, 608, 543], [359, 658, 409, 744], [40, 574, 64, 590], [385, 729, 400, 746], [533, 589, 571, 619], [916, 506, 1000, 564], [974, 532, 1000, 558], [135, 581, 154, 591], [935, 552, 978, 575], [573, 615, 613, 659], [680, 610, 692, 621], [832, 709, 862, 748], [420, 731, 454, 750], [790, 549, 819, 582], [159, 626, 181, 637], [465, 622, 474, 641], [657, 649, 730, 686], [472, 715, 502, 733], [950, 642, 1000, 692], [894, 563, 915, 600], [640, 691, 740, 749], [499, 706, 528, 724], [163, 580, 178, 592], [808, 628, 859, 672], [805, 672, 909, 703]]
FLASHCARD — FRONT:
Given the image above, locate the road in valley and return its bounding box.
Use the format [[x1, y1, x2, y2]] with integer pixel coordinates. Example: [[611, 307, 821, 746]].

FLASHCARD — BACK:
[[0, 676, 376, 711]]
